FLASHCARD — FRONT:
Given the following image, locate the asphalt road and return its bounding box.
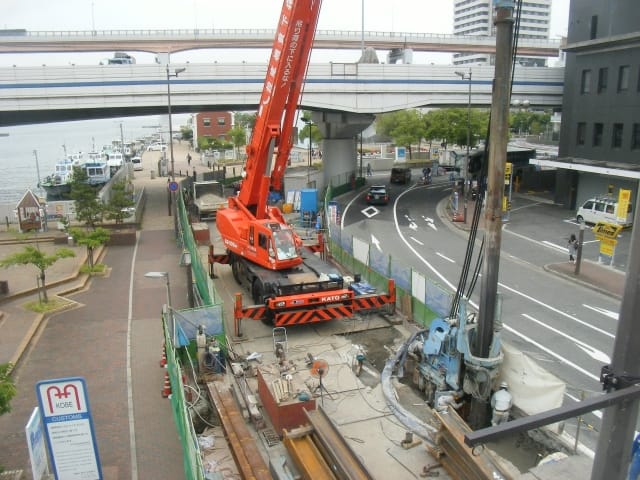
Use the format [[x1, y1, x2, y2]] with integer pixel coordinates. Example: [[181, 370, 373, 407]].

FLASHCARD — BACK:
[[340, 173, 626, 453]]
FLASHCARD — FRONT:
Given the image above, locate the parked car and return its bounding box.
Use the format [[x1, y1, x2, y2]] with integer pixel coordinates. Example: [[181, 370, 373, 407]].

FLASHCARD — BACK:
[[365, 185, 389, 205], [147, 143, 167, 152], [390, 167, 412, 184], [131, 156, 143, 171], [576, 196, 633, 227]]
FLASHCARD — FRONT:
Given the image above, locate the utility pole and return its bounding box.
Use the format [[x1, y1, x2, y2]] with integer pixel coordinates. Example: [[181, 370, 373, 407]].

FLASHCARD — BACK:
[[468, 1, 514, 429], [591, 188, 640, 478]]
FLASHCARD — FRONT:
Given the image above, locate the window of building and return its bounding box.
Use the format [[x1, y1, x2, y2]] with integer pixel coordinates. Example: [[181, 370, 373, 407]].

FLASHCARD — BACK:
[[612, 123, 623, 148], [203, 117, 211, 127], [618, 65, 630, 92], [631, 124, 640, 150], [590, 15, 598, 40], [576, 122, 586, 145], [593, 123, 603, 147], [580, 70, 591, 94], [597, 68, 608, 93], [217, 117, 226, 125]]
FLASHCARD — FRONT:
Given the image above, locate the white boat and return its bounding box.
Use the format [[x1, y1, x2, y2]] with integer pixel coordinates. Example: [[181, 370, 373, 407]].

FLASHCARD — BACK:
[[40, 158, 75, 199], [41, 155, 110, 199]]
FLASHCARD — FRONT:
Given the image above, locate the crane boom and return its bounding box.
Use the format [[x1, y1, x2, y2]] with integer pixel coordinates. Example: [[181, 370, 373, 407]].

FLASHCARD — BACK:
[[211, 0, 396, 327], [239, 0, 321, 217]]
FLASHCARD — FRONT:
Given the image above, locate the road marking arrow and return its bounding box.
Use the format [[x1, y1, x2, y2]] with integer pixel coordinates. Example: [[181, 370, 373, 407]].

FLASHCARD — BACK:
[[522, 314, 611, 364], [575, 344, 611, 364], [371, 234, 382, 252]]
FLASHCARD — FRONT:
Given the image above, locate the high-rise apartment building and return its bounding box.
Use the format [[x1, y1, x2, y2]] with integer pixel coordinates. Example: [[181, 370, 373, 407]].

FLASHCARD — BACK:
[[453, 0, 551, 66]]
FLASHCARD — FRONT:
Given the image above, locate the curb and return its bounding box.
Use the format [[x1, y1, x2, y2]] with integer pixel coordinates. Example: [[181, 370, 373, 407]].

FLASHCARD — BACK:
[[2, 245, 106, 372]]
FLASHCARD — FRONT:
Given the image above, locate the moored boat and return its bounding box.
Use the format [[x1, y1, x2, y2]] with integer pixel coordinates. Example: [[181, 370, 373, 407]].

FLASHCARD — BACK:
[[40, 158, 74, 199], [40, 155, 111, 199]]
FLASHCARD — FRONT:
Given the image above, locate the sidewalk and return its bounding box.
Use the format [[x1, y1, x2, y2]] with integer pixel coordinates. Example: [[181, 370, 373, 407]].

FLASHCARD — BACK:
[[0, 143, 199, 479], [440, 191, 626, 300]]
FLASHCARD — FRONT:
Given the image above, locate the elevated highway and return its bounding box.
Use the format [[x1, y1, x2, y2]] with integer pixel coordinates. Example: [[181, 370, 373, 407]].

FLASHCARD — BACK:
[[0, 63, 563, 126], [0, 28, 562, 58]]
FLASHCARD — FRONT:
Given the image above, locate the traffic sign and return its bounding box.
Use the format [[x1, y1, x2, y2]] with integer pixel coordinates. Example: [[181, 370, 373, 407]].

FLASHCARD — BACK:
[[36, 377, 102, 480], [168, 181, 179, 192], [592, 222, 622, 240]]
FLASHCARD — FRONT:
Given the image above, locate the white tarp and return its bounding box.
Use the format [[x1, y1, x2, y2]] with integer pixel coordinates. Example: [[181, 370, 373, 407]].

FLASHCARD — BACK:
[[498, 342, 566, 417]]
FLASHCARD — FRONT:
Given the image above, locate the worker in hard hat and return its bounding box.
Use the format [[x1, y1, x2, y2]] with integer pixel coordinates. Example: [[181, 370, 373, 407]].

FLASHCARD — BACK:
[[435, 391, 464, 413], [490, 381, 513, 426]]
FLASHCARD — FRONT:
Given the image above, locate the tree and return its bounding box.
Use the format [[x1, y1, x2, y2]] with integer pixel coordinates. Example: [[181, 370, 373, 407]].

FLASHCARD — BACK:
[[227, 125, 248, 161], [509, 110, 551, 136], [69, 227, 110, 270], [104, 180, 135, 225], [69, 167, 104, 229], [234, 112, 257, 130], [0, 245, 75, 303], [0, 362, 16, 416], [299, 112, 323, 146], [179, 125, 193, 142], [375, 110, 425, 159]]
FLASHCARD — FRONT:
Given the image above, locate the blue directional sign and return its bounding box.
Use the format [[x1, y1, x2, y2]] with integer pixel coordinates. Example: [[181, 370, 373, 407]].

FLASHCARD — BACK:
[[168, 181, 179, 192]]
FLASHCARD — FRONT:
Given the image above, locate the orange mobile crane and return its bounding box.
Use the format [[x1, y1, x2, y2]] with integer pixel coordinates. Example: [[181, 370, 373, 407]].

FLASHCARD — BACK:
[[212, 0, 395, 334]]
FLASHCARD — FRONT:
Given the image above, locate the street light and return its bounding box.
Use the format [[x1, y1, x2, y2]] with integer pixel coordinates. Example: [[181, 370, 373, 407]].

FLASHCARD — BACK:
[[166, 66, 186, 181], [455, 68, 472, 185], [144, 271, 175, 346]]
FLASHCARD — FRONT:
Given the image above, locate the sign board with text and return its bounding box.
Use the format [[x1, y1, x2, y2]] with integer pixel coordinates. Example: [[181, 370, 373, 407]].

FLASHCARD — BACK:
[[36, 377, 102, 480], [25, 407, 49, 480], [592, 222, 622, 240]]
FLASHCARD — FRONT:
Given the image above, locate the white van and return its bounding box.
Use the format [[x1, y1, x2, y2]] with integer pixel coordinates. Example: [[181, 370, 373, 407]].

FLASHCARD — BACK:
[[576, 196, 633, 227], [131, 156, 143, 171]]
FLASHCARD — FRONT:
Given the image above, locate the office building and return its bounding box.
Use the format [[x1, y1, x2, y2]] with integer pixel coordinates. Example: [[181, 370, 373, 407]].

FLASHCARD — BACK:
[[453, 0, 551, 66], [549, 0, 640, 209]]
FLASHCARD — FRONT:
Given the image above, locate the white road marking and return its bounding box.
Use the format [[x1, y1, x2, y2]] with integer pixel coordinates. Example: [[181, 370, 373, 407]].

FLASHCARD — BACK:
[[498, 283, 615, 339], [371, 234, 382, 252], [543, 240, 568, 252], [582, 304, 618, 320], [362, 206, 380, 218], [522, 314, 611, 364], [436, 252, 455, 263], [503, 324, 600, 382], [410, 237, 424, 246]]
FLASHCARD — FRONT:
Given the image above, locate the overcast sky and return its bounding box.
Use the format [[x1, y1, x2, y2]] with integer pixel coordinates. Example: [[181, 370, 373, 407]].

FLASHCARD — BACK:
[[1, 0, 570, 66]]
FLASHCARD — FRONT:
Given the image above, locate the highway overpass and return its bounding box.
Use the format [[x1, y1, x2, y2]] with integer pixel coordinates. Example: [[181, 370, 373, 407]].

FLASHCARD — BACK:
[[0, 28, 562, 58], [0, 62, 564, 126]]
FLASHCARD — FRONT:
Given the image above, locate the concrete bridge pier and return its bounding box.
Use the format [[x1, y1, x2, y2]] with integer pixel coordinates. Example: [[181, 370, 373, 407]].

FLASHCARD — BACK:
[[310, 111, 375, 187]]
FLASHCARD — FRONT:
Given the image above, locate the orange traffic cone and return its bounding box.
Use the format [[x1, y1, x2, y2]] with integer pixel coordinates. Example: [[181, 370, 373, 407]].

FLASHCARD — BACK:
[[160, 344, 167, 368], [161, 371, 172, 398]]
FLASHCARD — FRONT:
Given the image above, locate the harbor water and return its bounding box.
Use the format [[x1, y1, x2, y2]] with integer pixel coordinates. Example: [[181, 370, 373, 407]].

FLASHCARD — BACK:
[[0, 113, 191, 204]]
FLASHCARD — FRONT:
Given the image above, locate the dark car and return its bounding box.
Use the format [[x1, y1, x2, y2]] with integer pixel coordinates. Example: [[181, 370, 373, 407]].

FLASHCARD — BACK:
[[390, 167, 412, 184], [365, 185, 389, 205]]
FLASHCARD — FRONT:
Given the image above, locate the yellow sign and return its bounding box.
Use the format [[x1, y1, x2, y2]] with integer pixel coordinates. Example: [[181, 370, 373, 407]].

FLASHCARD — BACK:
[[504, 162, 512, 185], [599, 239, 615, 256], [617, 188, 631, 222], [592, 222, 622, 240]]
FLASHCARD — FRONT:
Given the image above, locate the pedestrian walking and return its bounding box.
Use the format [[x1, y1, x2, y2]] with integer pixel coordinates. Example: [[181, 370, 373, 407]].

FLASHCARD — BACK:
[[491, 381, 513, 426], [366, 163, 372, 177], [568, 233, 578, 263], [187, 153, 192, 166]]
